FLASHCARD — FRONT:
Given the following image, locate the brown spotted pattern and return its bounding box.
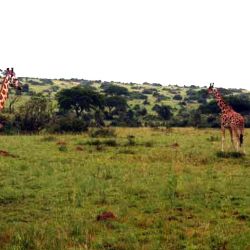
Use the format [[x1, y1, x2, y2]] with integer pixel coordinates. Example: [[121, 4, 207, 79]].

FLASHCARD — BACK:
[[0, 76, 11, 111], [0, 68, 21, 129]]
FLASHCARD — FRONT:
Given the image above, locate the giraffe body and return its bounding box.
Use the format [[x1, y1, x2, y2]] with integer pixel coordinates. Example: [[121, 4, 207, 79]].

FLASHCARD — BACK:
[[220, 111, 244, 129], [0, 75, 11, 110], [208, 83, 245, 152]]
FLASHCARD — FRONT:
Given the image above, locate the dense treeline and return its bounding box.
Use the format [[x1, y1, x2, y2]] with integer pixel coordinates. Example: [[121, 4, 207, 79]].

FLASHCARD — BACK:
[[1, 80, 250, 133]]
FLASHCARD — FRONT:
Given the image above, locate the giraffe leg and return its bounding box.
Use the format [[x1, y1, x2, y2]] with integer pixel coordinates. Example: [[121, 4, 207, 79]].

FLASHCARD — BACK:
[[239, 127, 246, 154], [221, 127, 225, 152], [236, 137, 240, 152], [229, 128, 235, 151], [232, 128, 239, 152]]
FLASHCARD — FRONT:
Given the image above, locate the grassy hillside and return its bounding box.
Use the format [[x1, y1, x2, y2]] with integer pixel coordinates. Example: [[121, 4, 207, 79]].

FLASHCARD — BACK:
[[16, 77, 249, 115], [0, 128, 249, 249]]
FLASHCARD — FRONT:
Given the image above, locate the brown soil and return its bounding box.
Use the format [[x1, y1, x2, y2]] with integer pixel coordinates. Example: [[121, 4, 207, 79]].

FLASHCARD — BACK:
[[96, 211, 116, 221], [0, 150, 17, 158]]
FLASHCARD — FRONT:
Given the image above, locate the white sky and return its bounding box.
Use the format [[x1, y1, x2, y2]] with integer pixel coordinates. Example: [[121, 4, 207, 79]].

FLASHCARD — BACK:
[[1, 0, 250, 89]]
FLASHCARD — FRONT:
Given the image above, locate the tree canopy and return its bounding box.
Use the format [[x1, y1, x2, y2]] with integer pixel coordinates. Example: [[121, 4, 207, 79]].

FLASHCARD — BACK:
[[102, 84, 129, 96], [152, 104, 172, 120], [56, 86, 104, 117], [105, 96, 128, 113]]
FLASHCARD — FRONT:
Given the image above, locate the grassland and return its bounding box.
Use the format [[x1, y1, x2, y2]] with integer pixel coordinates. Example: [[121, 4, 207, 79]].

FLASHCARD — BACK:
[[0, 128, 250, 250]]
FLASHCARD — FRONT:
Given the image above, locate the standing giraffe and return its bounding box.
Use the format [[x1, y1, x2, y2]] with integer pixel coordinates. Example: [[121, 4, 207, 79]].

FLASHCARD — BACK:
[[207, 83, 245, 152], [0, 68, 21, 129]]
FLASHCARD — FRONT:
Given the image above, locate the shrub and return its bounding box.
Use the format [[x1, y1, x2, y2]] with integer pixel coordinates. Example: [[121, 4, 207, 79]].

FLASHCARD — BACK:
[[89, 128, 116, 138], [85, 139, 102, 146], [58, 145, 68, 152], [129, 92, 147, 100], [173, 94, 183, 100], [48, 114, 89, 133], [14, 94, 53, 133], [102, 139, 118, 147]]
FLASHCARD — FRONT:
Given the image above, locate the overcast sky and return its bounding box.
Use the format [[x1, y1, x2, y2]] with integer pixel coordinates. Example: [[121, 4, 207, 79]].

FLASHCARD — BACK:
[[1, 0, 250, 89]]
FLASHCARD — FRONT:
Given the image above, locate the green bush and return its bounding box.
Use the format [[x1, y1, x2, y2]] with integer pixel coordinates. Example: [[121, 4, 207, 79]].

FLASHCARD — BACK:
[[48, 114, 89, 133], [89, 128, 116, 138]]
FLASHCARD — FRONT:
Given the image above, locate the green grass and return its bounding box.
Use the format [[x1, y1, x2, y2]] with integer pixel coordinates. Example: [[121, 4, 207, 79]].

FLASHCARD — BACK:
[[0, 128, 250, 249]]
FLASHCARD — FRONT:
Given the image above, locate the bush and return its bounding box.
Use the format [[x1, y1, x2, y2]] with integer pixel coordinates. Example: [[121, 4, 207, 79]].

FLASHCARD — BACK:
[[0, 113, 19, 134], [129, 92, 148, 100], [102, 139, 118, 147], [48, 114, 89, 133], [58, 145, 68, 152], [142, 88, 155, 95], [89, 128, 116, 138], [14, 94, 53, 132], [173, 94, 182, 100], [102, 84, 129, 96], [85, 139, 102, 146]]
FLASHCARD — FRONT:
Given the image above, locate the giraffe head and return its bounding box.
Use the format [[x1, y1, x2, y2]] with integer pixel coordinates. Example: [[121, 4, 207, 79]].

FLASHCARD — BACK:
[[207, 83, 215, 94], [3, 68, 22, 91]]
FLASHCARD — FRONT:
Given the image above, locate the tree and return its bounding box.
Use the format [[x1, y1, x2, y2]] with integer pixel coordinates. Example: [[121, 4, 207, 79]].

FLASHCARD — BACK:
[[15, 94, 53, 132], [188, 110, 201, 127], [199, 100, 220, 114], [56, 86, 104, 117], [153, 104, 172, 120], [133, 104, 147, 116], [226, 94, 250, 114], [103, 84, 129, 96], [22, 83, 29, 93], [173, 94, 182, 100], [104, 96, 128, 114]]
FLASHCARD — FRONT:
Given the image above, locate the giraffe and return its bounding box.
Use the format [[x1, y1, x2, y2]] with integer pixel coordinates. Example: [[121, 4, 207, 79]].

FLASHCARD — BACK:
[[0, 68, 21, 129], [207, 83, 245, 152]]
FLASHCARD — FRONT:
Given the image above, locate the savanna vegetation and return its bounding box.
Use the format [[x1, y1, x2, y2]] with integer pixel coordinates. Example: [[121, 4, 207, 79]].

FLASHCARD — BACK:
[[0, 77, 250, 249], [0, 127, 250, 249], [1, 77, 250, 134]]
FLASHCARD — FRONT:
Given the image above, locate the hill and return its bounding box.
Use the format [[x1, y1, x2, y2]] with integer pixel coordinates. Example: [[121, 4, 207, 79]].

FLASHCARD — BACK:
[[1, 77, 250, 132]]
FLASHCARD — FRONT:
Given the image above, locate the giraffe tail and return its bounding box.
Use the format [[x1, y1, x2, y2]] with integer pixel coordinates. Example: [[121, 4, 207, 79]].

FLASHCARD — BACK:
[[240, 134, 243, 147]]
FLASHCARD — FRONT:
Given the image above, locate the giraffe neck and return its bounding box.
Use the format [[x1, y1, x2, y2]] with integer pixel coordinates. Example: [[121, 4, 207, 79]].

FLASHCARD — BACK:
[[0, 76, 10, 111], [212, 88, 233, 114]]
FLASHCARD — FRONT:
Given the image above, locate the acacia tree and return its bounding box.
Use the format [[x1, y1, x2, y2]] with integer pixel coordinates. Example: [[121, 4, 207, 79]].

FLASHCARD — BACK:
[[105, 96, 128, 114], [56, 86, 104, 117]]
